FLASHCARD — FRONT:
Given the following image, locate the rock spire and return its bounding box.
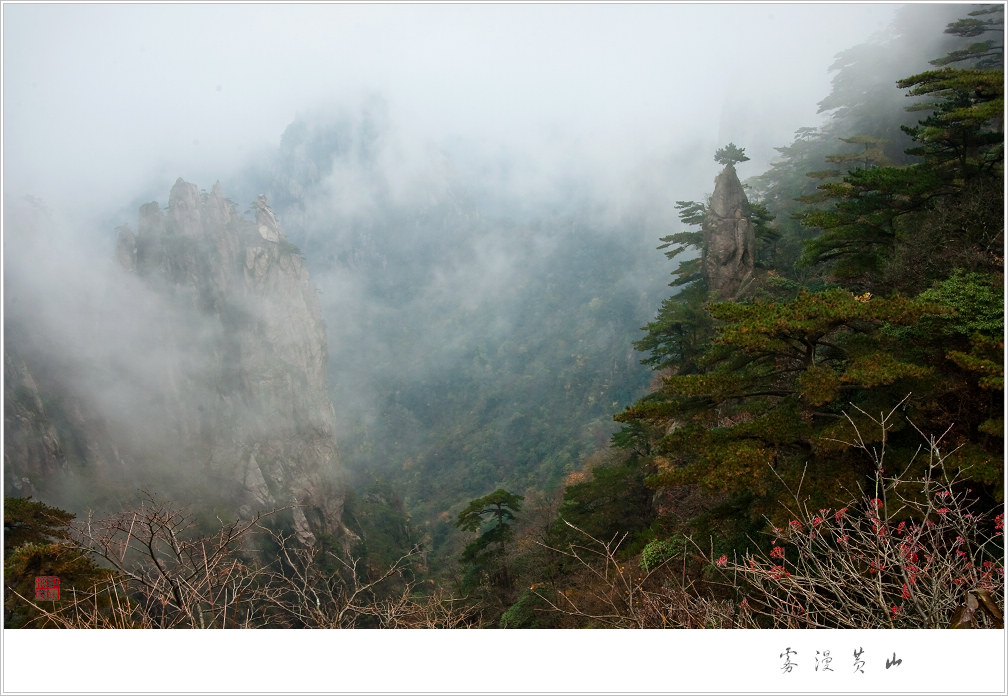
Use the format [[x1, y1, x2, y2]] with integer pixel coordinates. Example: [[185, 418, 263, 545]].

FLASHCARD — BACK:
[[702, 164, 755, 299]]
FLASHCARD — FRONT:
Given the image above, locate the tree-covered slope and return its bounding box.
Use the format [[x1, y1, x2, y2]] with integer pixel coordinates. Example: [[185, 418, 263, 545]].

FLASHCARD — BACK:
[[608, 2, 1003, 552], [474, 4, 1004, 630]]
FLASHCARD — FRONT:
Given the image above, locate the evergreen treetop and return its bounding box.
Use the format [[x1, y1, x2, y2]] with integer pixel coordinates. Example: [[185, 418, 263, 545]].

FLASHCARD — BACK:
[[714, 143, 750, 167]]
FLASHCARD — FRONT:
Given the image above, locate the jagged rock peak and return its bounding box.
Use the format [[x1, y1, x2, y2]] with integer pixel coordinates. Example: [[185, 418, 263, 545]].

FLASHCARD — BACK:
[[702, 164, 755, 299], [124, 179, 346, 544], [254, 193, 282, 242], [166, 178, 205, 238], [206, 181, 233, 226], [169, 176, 200, 207], [111, 180, 348, 545]]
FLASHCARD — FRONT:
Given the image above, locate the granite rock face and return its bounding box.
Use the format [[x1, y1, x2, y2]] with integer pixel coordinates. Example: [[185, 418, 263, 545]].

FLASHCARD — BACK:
[[702, 164, 755, 299], [4, 180, 348, 546], [119, 179, 347, 544]]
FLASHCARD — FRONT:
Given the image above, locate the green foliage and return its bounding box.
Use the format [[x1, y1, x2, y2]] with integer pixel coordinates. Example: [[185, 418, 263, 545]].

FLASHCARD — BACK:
[[498, 588, 552, 628], [798, 164, 945, 285], [943, 6, 1003, 38], [618, 285, 956, 522], [797, 363, 841, 406], [746, 128, 846, 281], [898, 67, 1004, 182], [796, 11, 1003, 294], [639, 535, 687, 571], [879, 271, 1004, 457], [555, 461, 653, 552], [617, 8, 1004, 544], [932, 6, 1004, 69], [455, 488, 524, 533], [825, 135, 892, 171], [917, 270, 1004, 336], [343, 478, 421, 577], [455, 489, 524, 594], [714, 143, 750, 167], [947, 334, 1004, 391], [3, 497, 74, 549], [634, 283, 712, 372], [749, 201, 781, 265], [800, 64, 1003, 293], [656, 200, 707, 288]]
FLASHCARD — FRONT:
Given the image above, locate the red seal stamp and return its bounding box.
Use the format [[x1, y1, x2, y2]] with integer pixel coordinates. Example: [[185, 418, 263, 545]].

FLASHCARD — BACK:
[[35, 576, 59, 601]]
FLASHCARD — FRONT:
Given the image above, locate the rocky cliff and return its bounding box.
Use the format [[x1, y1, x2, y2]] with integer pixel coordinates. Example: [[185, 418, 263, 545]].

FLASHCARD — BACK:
[[702, 164, 755, 299], [4, 179, 348, 545]]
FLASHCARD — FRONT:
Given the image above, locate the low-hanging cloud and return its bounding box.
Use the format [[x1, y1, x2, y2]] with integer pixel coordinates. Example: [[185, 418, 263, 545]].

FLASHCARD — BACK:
[[7, 3, 970, 508], [3, 4, 907, 215]]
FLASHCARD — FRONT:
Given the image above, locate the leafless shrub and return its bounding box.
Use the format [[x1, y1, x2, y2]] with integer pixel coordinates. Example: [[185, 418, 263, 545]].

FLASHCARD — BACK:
[[712, 397, 1005, 628], [531, 521, 756, 628], [29, 492, 478, 629], [251, 524, 478, 628], [69, 492, 272, 628]]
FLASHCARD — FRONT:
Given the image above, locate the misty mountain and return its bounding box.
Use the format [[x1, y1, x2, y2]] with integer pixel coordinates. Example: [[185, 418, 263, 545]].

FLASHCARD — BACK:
[[3, 4, 976, 569], [3, 0, 979, 572], [2, 92, 678, 569], [4, 180, 348, 544], [223, 100, 679, 544]]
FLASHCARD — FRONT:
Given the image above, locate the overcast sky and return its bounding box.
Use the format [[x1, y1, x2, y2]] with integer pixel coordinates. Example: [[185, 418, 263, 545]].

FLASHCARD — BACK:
[[2, 2, 901, 218]]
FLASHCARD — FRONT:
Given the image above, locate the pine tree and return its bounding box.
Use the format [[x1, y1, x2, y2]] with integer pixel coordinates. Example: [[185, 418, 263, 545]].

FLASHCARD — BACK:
[[714, 143, 750, 167], [456, 489, 524, 592], [898, 67, 1004, 182], [931, 5, 1004, 68], [617, 288, 948, 516]]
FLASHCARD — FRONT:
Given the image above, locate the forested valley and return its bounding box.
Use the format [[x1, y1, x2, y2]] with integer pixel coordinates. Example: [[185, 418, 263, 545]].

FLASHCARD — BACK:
[[4, 4, 1004, 633]]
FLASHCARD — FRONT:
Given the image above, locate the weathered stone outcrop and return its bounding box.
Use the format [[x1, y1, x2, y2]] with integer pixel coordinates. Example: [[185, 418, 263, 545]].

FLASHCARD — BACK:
[[114, 178, 348, 544], [4, 180, 348, 546], [3, 350, 131, 501], [4, 356, 72, 495], [702, 164, 755, 299]]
